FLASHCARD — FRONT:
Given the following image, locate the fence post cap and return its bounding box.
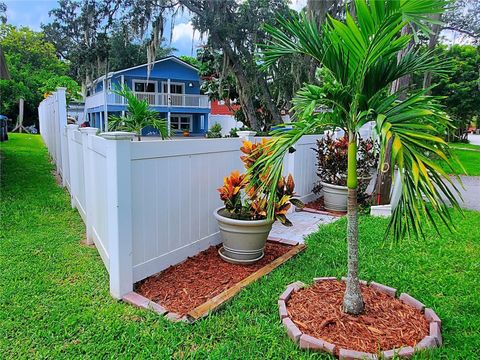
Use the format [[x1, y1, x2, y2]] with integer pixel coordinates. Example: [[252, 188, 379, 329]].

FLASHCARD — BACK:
[[56, 87, 67, 91], [67, 124, 79, 129], [79, 127, 99, 135], [101, 131, 135, 140]]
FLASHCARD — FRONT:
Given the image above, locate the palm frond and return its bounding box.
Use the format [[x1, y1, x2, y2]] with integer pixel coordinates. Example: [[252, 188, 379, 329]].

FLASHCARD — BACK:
[[256, 0, 460, 243], [260, 12, 324, 69], [373, 90, 464, 240], [109, 85, 169, 139]]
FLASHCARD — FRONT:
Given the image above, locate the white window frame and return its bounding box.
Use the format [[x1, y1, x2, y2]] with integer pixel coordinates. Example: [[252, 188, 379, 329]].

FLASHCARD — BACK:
[[161, 81, 185, 94], [132, 79, 158, 93], [170, 114, 193, 132]]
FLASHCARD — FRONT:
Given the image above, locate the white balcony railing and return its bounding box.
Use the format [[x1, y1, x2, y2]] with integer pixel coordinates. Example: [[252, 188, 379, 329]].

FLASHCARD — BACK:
[[131, 92, 209, 108], [83, 91, 209, 109]]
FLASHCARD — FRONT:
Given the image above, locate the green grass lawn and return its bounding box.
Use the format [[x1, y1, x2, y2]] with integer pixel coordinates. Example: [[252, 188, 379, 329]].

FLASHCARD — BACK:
[[1, 133, 479, 359], [449, 142, 480, 151], [434, 145, 480, 176]]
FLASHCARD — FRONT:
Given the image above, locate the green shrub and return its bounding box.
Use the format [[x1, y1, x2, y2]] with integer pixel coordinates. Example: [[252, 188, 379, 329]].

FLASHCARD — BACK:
[[206, 122, 222, 138]]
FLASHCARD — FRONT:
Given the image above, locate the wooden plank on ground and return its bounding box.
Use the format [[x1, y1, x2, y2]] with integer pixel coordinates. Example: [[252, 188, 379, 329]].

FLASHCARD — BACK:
[[186, 243, 306, 322]]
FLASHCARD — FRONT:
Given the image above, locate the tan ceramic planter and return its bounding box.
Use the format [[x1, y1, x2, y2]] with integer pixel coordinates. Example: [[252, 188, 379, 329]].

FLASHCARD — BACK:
[[214, 207, 274, 264]]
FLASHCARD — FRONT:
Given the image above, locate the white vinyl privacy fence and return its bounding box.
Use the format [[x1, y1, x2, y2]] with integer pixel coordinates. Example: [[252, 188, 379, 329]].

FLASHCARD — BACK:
[[39, 89, 344, 299]]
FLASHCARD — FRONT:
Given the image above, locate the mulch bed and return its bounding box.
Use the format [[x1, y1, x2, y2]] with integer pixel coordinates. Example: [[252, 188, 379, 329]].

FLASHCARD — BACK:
[[287, 280, 429, 355], [304, 197, 346, 216], [135, 241, 293, 316]]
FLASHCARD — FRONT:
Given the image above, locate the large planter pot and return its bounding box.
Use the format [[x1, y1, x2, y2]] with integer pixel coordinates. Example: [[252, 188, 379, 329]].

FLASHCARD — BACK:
[[321, 181, 348, 212], [214, 207, 274, 264], [237, 130, 257, 141]]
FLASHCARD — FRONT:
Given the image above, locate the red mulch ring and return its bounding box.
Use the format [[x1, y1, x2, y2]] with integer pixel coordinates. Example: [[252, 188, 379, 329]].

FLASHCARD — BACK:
[[287, 280, 429, 354], [304, 197, 346, 216], [135, 241, 293, 316]]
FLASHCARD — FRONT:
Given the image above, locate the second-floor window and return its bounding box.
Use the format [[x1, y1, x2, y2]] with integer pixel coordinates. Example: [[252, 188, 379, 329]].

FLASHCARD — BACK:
[[134, 80, 156, 93], [162, 82, 184, 94]]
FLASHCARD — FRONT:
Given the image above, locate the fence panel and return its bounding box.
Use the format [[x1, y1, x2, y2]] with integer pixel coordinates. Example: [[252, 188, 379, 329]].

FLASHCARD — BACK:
[[87, 135, 109, 268], [71, 129, 86, 221], [62, 128, 71, 190], [130, 138, 244, 282], [292, 135, 322, 203], [39, 88, 68, 176]]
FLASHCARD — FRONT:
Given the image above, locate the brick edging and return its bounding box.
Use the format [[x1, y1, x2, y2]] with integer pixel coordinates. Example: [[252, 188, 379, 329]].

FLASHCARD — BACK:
[[122, 291, 189, 323], [278, 278, 442, 359]]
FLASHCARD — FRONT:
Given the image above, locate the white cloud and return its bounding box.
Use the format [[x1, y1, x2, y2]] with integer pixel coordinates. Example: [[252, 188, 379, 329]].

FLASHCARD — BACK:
[[289, 0, 306, 11], [172, 22, 201, 43], [171, 21, 206, 56]]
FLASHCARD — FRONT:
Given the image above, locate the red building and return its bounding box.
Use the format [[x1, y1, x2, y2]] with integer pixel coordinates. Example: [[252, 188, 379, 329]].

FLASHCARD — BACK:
[[210, 99, 240, 115]]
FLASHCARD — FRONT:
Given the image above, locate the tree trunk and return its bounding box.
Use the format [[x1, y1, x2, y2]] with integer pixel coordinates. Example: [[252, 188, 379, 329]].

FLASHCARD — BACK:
[[221, 43, 261, 130], [390, 25, 414, 98], [423, 13, 442, 91], [258, 74, 283, 126], [374, 24, 414, 205], [343, 134, 364, 315], [373, 136, 394, 205]]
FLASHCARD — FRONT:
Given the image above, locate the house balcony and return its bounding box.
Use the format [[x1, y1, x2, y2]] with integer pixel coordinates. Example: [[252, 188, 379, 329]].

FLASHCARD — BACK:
[[84, 91, 210, 110]]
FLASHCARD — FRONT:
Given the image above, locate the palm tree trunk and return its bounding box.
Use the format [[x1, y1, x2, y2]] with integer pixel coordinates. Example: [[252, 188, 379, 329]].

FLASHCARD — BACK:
[[343, 134, 365, 315]]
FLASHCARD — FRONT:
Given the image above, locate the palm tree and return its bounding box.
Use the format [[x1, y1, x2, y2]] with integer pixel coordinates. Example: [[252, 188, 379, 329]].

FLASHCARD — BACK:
[[251, 0, 463, 315], [108, 85, 169, 141]]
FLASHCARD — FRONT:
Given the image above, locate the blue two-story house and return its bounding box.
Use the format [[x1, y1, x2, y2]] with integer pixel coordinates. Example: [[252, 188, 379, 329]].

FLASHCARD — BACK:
[[83, 56, 210, 136]]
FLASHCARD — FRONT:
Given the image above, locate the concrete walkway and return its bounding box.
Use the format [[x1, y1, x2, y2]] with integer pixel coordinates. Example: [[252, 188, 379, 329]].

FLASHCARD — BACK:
[[270, 211, 339, 244]]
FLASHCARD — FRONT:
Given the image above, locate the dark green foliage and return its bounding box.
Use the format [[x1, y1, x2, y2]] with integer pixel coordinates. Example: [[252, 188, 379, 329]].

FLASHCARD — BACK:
[[0, 24, 78, 125], [206, 122, 222, 138], [44, 3, 174, 85], [0, 2, 6, 24], [430, 45, 480, 141], [39, 76, 81, 105], [108, 21, 174, 72], [1, 133, 479, 358]]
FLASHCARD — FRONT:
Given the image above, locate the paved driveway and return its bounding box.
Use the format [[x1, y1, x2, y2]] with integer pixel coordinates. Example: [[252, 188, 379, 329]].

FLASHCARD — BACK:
[[446, 175, 480, 212]]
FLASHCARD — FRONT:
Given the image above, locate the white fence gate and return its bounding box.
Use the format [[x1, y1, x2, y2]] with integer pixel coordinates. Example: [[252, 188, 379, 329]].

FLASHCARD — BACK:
[[39, 88, 350, 299]]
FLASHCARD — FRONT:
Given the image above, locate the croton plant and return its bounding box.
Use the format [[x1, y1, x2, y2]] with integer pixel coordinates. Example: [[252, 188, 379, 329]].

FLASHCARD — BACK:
[[218, 139, 304, 226], [312, 134, 376, 191]]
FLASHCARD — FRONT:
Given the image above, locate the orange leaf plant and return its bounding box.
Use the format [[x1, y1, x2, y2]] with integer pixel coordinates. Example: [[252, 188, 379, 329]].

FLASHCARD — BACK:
[[217, 140, 304, 226]]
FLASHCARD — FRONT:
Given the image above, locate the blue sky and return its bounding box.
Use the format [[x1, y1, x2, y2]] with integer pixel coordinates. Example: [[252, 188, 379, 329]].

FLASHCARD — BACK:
[[3, 0, 206, 56]]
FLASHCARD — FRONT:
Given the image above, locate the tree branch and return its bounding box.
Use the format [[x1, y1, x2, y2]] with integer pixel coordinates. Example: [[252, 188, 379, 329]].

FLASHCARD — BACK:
[[442, 26, 479, 39]]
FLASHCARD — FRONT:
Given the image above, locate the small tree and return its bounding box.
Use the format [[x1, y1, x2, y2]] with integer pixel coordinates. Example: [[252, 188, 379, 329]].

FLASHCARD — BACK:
[[39, 75, 81, 105], [108, 85, 169, 141], [251, 0, 463, 315], [429, 45, 480, 141]]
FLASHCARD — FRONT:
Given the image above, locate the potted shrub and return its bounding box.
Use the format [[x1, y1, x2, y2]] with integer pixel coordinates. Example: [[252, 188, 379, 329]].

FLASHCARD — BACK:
[[214, 139, 304, 264], [312, 134, 376, 212], [206, 122, 223, 138]]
